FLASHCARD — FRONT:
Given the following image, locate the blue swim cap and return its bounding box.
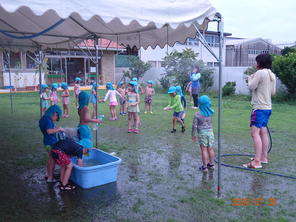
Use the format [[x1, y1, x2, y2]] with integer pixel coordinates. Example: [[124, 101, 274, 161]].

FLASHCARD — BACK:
[[168, 86, 176, 94], [129, 81, 138, 93], [132, 77, 138, 82], [118, 81, 125, 87], [175, 85, 183, 96], [44, 105, 62, 120], [106, 82, 114, 90], [198, 95, 214, 117], [147, 80, 154, 85], [61, 82, 68, 89], [41, 84, 48, 91], [78, 91, 89, 110], [51, 83, 58, 90], [75, 77, 82, 83]]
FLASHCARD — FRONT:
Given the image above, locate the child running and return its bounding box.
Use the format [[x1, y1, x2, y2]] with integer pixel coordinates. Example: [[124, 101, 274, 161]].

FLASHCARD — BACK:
[[103, 82, 122, 120], [61, 82, 70, 118], [74, 77, 81, 108], [90, 82, 101, 118], [49, 83, 59, 105], [78, 91, 102, 151], [163, 86, 186, 133], [127, 81, 140, 133], [117, 81, 127, 115], [191, 95, 215, 172], [144, 80, 155, 114], [40, 84, 50, 114]]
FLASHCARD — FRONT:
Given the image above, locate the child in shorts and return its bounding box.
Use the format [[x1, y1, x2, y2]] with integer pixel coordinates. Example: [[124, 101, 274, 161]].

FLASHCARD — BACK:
[[191, 95, 215, 172], [163, 86, 186, 133], [127, 81, 140, 133], [49, 83, 59, 105], [39, 105, 64, 183], [144, 80, 155, 114], [117, 81, 127, 115], [103, 82, 122, 120], [40, 84, 50, 114], [61, 82, 70, 118], [74, 77, 81, 108]]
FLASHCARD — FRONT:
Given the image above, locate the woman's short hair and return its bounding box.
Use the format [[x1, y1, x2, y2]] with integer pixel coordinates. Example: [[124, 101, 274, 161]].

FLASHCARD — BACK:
[[255, 53, 272, 69]]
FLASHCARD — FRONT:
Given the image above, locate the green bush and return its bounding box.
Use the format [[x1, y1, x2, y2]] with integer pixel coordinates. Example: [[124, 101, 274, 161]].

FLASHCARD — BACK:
[[159, 76, 171, 91], [222, 81, 236, 96], [272, 53, 296, 95]]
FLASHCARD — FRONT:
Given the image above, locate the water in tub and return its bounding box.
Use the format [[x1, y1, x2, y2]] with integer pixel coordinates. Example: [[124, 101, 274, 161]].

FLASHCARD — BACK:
[[82, 158, 103, 167]]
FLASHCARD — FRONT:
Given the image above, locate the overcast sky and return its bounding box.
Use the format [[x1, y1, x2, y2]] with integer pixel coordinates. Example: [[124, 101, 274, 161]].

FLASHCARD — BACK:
[[209, 0, 296, 43]]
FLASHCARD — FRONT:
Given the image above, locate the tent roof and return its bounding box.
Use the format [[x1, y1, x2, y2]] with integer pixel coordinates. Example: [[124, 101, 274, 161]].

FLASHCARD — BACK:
[[0, 0, 218, 50]]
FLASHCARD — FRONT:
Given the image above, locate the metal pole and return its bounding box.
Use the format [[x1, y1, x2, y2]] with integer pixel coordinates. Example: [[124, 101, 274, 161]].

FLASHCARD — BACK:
[[217, 15, 224, 198], [6, 51, 13, 114], [94, 37, 99, 147], [39, 50, 43, 117]]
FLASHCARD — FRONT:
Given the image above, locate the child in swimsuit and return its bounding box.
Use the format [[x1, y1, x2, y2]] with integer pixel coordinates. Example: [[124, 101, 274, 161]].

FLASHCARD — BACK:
[[49, 83, 59, 105], [144, 80, 155, 114], [61, 82, 70, 118], [103, 82, 122, 120], [127, 81, 140, 133], [40, 84, 50, 115], [117, 81, 127, 116], [74, 77, 81, 108]]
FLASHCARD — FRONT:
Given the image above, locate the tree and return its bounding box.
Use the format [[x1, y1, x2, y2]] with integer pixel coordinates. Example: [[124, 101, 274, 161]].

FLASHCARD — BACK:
[[160, 48, 214, 92], [272, 53, 296, 95], [123, 55, 151, 80], [281, 47, 296, 56]]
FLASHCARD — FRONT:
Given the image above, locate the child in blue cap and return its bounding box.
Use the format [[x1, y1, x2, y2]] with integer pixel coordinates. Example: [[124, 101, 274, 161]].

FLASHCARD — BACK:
[[61, 82, 70, 118], [90, 82, 102, 118], [144, 80, 155, 114], [49, 83, 59, 106], [163, 86, 186, 133], [103, 82, 122, 120], [40, 84, 50, 114], [74, 77, 82, 108], [127, 81, 140, 133], [191, 95, 215, 172], [117, 81, 127, 115]]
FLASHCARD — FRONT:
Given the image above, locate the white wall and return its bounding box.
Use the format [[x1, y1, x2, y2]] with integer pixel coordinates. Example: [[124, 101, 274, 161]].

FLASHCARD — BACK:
[[3, 71, 45, 88]]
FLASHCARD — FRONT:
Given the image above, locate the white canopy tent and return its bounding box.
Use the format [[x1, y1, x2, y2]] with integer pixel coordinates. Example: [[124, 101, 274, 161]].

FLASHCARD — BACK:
[[0, 0, 224, 197]]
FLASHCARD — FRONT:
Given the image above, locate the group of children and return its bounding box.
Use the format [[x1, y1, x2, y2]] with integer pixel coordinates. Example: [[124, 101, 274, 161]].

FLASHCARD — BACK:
[[39, 73, 216, 192]]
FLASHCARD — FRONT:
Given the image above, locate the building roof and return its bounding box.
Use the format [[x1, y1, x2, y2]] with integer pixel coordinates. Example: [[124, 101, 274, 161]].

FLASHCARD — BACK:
[[225, 37, 281, 50], [78, 39, 125, 51]]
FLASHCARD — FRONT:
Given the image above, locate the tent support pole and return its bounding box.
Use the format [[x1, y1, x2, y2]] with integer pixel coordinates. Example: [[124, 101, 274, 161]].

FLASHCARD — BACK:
[[5, 51, 13, 114], [217, 15, 223, 198], [94, 37, 99, 148], [38, 50, 43, 117]]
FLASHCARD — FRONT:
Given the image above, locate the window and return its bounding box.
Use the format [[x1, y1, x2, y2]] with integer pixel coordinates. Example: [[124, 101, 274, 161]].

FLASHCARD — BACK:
[[3, 51, 21, 70], [207, 62, 213, 67], [26, 51, 37, 69], [47, 57, 63, 74], [148, 60, 157, 68], [205, 34, 219, 47]]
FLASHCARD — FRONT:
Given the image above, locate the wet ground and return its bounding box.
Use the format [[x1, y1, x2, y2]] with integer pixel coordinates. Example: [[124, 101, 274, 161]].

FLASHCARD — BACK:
[[0, 92, 296, 221]]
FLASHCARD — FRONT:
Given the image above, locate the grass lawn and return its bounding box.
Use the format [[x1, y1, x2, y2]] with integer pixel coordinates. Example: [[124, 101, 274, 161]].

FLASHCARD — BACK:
[[0, 90, 295, 222]]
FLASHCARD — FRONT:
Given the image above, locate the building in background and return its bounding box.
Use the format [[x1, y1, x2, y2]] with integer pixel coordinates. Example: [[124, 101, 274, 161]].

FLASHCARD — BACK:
[[0, 39, 124, 89], [225, 38, 281, 67]]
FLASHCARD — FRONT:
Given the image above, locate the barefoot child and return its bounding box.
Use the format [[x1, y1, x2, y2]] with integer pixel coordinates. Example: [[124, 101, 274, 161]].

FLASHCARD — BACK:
[[78, 91, 102, 151], [127, 81, 140, 133], [103, 82, 122, 120], [163, 86, 186, 133], [61, 82, 70, 118], [74, 77, 81, 108], [144, 80, 155, 114], [49, 83, 59, 105], [117, 81, 127, 115], [191, 95, 215, 172], [39, 105, 64, 183], [40, 84, 50, 114], [90, 82, 101, 118]]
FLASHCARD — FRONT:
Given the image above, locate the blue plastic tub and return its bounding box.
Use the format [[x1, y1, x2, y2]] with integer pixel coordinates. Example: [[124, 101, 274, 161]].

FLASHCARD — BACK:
[[70, 149, 121, 189]]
